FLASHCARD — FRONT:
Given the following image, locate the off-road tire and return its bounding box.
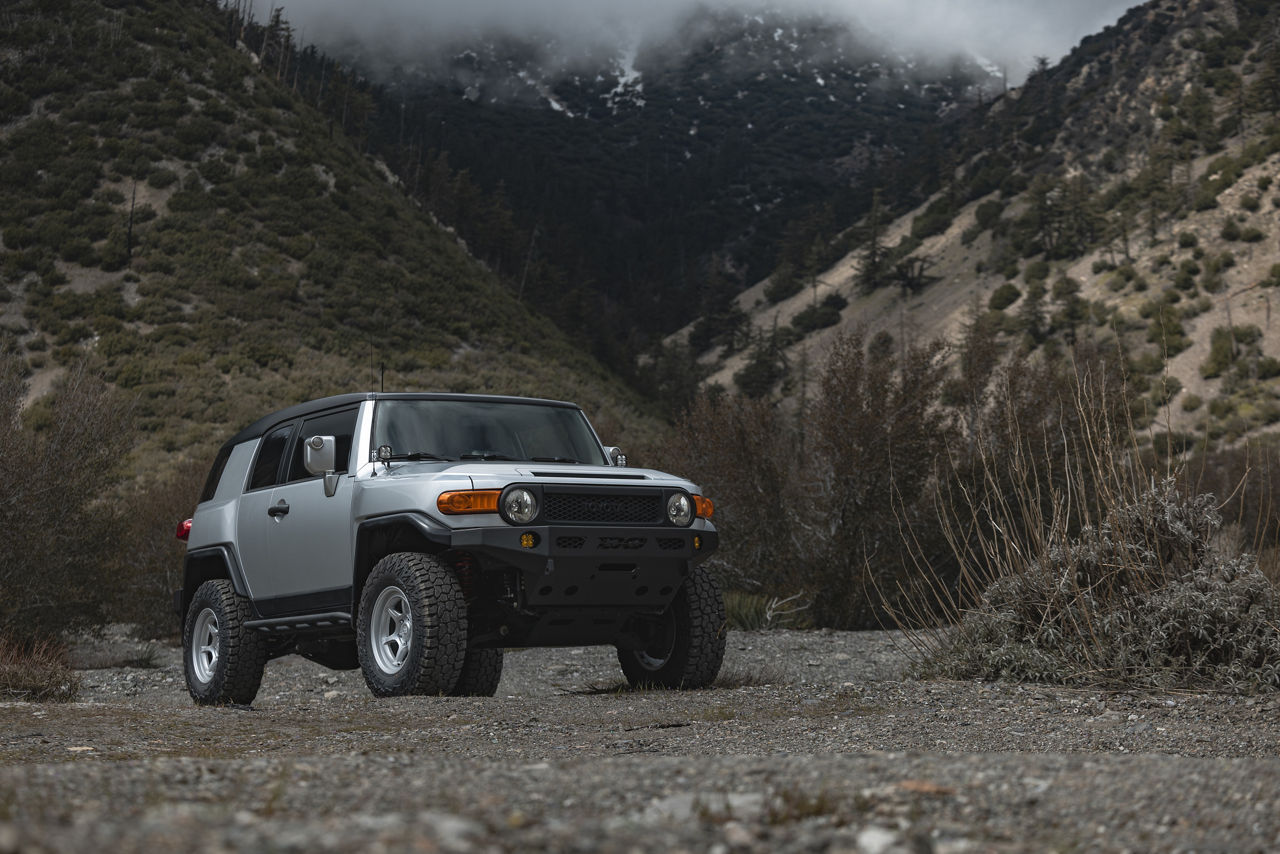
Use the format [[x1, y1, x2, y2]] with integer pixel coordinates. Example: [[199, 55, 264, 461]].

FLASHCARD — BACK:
[[357, 552, 466, 696], [618, 565, 726, 689], [183, 579, 268, 706], [449, 647, 504, 697]]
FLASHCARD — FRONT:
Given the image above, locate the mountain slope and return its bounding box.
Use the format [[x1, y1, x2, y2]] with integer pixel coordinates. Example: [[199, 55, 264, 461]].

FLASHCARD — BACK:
[[333, 7, 1002, 360], [0, 0, 655, 468], [684, 0, 1280, 450]]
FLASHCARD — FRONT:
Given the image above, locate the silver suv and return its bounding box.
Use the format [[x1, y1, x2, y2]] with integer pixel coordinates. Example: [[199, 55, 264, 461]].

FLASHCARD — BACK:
[[176, 392, 724, 704]]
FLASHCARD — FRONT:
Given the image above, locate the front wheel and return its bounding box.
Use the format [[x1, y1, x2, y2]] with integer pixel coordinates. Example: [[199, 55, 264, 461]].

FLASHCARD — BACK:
[[183, 579, 267, 705], [618, 565, 726, 689], [356, 552, 466, 697]]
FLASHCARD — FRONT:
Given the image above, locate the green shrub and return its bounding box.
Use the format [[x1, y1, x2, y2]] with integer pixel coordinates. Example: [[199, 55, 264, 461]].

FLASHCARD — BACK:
[[1221, 218, 1242, 240], [1150, 375, 1182, 406], [1209, 396, 1235, 418], [974, 199, 1004, 231], [791, 302, 843, 334], [1177, 231, 1199, 248], [1201, 326, 1260, 378], [1241, 194, 1261, 212], [1241, 227, 1266, 242], [1181, 393, 1203, 412], [988, 283, 1021, 311], [763, 264, 802, 304], [1024, 259, 1050, 283], [147, 167, 179, 189]]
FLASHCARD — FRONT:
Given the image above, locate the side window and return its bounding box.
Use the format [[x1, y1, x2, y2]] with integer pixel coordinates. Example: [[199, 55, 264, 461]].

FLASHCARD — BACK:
[[286, 408, 358, 482], [248, 424, 293, 491], [198, 445, 233, 504]]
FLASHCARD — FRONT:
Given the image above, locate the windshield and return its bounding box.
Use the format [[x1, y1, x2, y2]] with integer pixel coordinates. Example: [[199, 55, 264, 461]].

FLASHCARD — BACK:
[[371, 399, 608, 465]]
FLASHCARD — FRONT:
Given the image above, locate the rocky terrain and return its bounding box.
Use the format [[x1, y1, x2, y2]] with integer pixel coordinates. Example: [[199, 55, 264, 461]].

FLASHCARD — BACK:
[[2, 629, 1279, 852]]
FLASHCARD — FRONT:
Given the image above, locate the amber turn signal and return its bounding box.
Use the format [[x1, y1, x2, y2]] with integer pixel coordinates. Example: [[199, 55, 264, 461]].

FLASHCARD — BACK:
[[437, 490, 501, 515], [693, 495, 714, 519]]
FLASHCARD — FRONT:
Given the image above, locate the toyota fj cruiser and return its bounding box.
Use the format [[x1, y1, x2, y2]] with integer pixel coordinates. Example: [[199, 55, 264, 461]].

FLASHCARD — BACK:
[[176, 392, 725, 704]]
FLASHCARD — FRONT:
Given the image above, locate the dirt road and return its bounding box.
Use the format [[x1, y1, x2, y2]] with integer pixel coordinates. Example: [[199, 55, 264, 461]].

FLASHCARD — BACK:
[[2, 630, 1277, 852]]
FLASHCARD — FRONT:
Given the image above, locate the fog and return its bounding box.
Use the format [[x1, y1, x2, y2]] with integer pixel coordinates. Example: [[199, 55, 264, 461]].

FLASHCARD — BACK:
[[275, 0, 1136, 81]]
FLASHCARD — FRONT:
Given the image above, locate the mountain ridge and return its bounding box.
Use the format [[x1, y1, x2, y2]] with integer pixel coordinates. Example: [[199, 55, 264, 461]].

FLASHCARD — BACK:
[[681, 0, 1280, 450]]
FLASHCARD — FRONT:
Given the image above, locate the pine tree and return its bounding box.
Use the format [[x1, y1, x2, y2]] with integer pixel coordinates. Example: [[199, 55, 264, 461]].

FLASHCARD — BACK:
[[857, 189, 887, 293]]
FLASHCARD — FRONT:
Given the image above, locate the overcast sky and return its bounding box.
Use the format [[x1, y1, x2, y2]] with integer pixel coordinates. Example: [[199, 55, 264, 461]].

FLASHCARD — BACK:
[[279, 0, 1137, 80]]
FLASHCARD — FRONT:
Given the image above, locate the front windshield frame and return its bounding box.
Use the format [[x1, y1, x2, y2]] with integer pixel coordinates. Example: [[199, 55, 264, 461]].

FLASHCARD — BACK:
[[370, 398, 609, 466]]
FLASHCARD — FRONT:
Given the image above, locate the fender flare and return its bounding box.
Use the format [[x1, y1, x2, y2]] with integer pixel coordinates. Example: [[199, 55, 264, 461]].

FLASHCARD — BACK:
[[177, 545, 252, 622]]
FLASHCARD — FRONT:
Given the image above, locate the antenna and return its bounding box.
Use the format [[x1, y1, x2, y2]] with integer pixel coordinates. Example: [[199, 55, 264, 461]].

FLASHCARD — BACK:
[[380, 362, 385, 394]]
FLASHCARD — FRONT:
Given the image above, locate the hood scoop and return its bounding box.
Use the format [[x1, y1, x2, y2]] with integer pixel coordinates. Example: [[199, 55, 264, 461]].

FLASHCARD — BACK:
[[531, 471, 649, 479]]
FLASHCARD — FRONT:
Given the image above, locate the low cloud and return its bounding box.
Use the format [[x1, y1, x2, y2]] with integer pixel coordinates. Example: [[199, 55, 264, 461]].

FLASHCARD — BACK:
[[277, 0, 1135, 80]]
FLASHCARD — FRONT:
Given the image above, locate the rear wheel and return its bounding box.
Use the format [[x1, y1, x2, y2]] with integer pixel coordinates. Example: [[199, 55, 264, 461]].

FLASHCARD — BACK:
[[357, 552, 466, 696], [449, 646, 504, 696], [618, 565, 726, 689], [183, 579, 267, 706]]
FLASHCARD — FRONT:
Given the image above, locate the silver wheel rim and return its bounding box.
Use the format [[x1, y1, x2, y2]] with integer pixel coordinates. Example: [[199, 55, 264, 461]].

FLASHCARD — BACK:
[[635, 615, 676, 671], [191, 607, 219, 684], [371, 585, 413, 675]]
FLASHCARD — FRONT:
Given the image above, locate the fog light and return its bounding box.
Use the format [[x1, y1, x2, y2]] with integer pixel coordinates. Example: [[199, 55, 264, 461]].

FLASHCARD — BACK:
[[521, 532, 539, 549], [693, 536, 702, 550]]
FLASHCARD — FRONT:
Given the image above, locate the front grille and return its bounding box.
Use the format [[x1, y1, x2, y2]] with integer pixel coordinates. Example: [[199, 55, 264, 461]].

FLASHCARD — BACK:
[[543, 492, 664, 525], [657, 537, 684, 551], [556, 536, 586, 550]]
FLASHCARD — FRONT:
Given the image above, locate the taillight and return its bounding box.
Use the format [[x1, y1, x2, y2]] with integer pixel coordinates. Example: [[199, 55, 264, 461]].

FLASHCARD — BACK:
[[176, 518, 192, 541]]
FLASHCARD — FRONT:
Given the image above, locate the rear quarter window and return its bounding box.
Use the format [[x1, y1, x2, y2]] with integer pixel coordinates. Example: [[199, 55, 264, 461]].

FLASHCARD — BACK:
[[198, 445, 233, 504], [248, 424, 294, 491]]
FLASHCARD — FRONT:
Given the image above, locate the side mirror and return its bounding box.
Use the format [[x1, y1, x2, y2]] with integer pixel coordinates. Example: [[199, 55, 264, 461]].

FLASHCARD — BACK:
[[605, 446, 627, 467], [304, 436, 341, 497]]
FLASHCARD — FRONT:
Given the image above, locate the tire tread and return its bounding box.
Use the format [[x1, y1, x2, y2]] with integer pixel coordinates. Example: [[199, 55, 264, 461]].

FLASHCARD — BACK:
[[184, 579, 267, 706], [356, 552, 466, 696]]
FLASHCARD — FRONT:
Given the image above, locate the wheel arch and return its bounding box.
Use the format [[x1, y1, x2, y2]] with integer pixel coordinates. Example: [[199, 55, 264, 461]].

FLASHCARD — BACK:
[[179, 546, 251, 623], [353, 513, 453, 614]]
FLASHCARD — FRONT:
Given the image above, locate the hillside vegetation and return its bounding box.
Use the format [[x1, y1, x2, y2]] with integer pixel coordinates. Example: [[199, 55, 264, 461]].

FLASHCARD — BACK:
[[329, 8, 1002, 388], [687, 0, 1280, 455], [0, 0, 656, 474]]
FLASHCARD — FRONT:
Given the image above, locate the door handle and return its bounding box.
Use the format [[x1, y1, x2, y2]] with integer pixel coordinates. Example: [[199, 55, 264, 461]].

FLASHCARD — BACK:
[[268, 501, 290, 518]]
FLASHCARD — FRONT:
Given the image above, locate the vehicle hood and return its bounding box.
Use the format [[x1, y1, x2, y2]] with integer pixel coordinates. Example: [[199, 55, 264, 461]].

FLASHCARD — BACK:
[[374, 461, 700, 491], [465, 463, 695, 491]]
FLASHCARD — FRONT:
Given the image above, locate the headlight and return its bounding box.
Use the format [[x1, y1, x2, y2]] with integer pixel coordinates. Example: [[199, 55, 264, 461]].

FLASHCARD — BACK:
[[502, 487, 538, 524], [667, 492, 693, 527]]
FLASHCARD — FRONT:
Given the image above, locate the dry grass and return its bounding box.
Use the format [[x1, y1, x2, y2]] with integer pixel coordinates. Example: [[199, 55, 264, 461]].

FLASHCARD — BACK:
[[896, 364, 1280, 693], [0, 636, 81, 703]]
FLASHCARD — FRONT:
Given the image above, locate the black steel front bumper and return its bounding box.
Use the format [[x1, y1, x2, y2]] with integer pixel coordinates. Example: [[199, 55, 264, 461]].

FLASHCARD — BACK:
[[450, 523, 719, 610]]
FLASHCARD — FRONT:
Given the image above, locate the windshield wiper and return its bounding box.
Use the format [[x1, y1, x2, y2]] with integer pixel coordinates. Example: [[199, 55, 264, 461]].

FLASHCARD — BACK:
[[378, 450, 454, 462], [531, 456, 581, 464], [459, 452, 517, 461]]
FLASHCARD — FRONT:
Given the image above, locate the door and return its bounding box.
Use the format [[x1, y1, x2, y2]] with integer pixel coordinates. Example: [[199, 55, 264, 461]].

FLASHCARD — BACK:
[[257, 407, 360, 605], [235, 422, 295, 601]]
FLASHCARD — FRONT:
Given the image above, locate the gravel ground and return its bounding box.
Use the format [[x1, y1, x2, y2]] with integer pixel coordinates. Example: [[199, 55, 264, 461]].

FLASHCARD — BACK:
[[2, 628, 1279, 853]]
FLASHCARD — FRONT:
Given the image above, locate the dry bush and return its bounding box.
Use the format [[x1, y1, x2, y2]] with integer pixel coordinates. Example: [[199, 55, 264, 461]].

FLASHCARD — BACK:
[[0, 355, 136, 642], [905, 367, 1280, 692], [109, 457, 209, 637], [0, 636, 81, 702], [657, 331, 952, 628], [1188, 437, 1280, 579]]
